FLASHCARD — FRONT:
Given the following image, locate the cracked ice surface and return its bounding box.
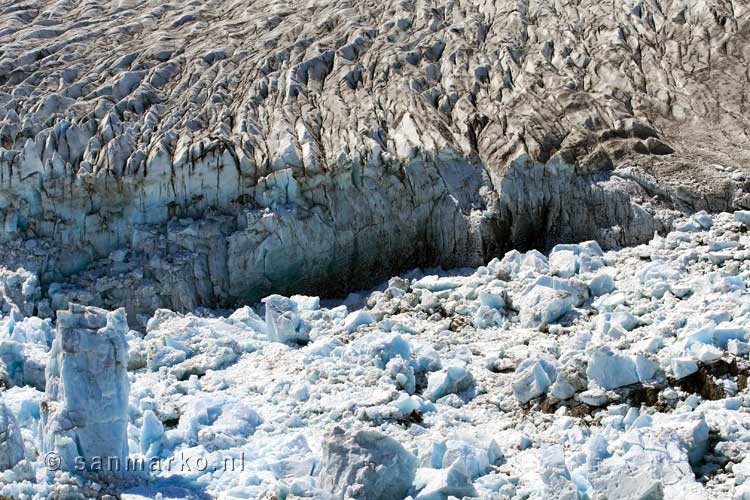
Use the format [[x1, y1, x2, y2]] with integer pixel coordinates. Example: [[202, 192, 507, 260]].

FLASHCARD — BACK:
[[0, 0, 749, 318], [5, 212, 750, 498]]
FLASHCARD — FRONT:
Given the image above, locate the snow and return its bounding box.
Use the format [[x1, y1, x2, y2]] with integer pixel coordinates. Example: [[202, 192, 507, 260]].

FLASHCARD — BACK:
[[3, 212, 750, 497]]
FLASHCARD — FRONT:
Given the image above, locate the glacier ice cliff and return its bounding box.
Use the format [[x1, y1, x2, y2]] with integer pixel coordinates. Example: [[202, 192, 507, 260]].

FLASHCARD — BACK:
[[0, 0, 748, 317]]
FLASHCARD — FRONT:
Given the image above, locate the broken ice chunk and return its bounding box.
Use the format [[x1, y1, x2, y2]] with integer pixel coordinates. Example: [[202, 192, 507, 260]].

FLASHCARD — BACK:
[[634, 353, 659, 383], [671, 357, 698, 379], [177, 397, 262, 451], [498, 250, 523, 277], [126, 331, 147, 370], [318, 427, 417, 500], [735, 210, 750, 226], [540, 446, 579, 499], [472, 302, 506, 329], [578, 388, 609, 406], [551, 241, 603, 257], [512, 357, 558, 403], [680, 324, 716, 346], [728, 339, 750, 355], [521, 249, 549, 274], [478, 289, 508, 310], [305, 336, 343, 359], [263, 294, 310, 344], [139, 410, 165, 456], [349, 332, 411, 368], [228, 305, 267, 334], [737, 484, 750, 500], [713, 323, 748, 349], [689, 343, 722, 364], [675, 219, 703, 232], [585, 433, 611, 468], [414, 460, 477, 500], [41, 304, 130, 479], [8, 316, 53, 347], [0, 401, 24, 471], [586, 346, 638, 390], [412, 275, 460, 292], [549, 250, 578, 278], [588, 273, 615, 296], [550, 377, 577, 400], [424, 365, 475, 402], [143, 310, 246, 378], [0, 339, 46, 390], [692, 210, 713, 229], [594, 311, 640, 341], [386, 357, 416, 394], [475, 472, 513, 496], [549, 358, 588, 401], [440, 439, 503, 478], [517, 286, 575, 328], [644, 412, 709, 464], [735, 456, 750, 486], [290, 294, 320, 310], [524, 276, 590, 304], [343, 309, 374, 333]]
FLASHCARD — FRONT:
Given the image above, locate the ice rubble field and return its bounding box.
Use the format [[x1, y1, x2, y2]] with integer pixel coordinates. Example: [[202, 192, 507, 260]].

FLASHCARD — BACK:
[[7, 212, 750, 499]]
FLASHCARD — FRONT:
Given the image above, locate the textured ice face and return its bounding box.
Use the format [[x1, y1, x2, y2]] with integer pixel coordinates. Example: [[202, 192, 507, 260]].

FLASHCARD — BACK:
[[0, 400, 24, 472], [318, 427, 417, 500], [41, 304, 130, 480], [0, 0, 748, 316]]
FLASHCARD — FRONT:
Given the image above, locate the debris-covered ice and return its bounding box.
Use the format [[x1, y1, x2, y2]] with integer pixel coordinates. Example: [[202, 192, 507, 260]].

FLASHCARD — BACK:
[[4, 212, 750, 498]]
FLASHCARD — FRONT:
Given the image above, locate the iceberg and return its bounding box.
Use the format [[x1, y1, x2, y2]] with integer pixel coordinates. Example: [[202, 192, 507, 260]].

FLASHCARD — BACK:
[[0, 401, 24, 471], [41, 304, 130, 479], [318, 427, 417, 500]]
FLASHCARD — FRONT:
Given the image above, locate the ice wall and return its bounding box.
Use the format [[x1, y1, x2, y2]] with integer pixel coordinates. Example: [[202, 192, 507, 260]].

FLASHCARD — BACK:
[[0, 0, 747, 316]]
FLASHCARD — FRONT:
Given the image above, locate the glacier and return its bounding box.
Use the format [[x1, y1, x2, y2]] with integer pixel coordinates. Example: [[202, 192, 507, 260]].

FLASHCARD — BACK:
[[0, 0, 747, 321], [0, 212, 748, 498], [0, 0, 749, 498]]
